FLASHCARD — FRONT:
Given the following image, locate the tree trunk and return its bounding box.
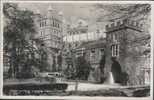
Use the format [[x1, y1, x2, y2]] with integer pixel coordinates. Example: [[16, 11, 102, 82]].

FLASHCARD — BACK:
[[10, 44, 18, 78], [99, 55, 106, 83], [75, 78, 78, 92]]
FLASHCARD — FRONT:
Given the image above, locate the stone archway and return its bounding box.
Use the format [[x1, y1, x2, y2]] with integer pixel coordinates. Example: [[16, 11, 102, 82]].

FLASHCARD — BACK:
[[110, 57, 129, 85], [111, 57, 123, 84]]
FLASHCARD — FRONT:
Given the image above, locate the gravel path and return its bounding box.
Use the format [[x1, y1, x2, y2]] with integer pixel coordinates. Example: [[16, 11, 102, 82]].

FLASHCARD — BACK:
[[66, 82, 129, 91]]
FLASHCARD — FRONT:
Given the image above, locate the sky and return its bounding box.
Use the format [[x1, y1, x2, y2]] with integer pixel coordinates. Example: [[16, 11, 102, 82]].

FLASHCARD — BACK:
[[17, 3, 149, 42], [16, 3, 114, 42], [4, 3, 149, 42], [18, 3, 110, 32]]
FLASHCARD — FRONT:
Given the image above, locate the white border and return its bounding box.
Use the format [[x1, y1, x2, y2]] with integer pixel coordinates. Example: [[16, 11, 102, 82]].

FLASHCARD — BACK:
[[150, 4, 154, 100], [0, 0, 4, 98], [0, 1, 153, 100], [1, 0, 154, 4]]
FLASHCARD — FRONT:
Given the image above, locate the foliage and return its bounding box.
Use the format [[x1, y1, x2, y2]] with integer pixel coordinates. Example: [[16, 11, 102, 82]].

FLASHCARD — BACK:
[[95, 4, 151, 22], [75, 55, 91, 80], [99, 54, 106, 83], [3, 3, 48, 78]]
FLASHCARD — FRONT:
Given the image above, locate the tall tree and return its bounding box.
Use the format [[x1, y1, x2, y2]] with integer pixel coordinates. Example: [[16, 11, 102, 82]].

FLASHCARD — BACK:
[[3, 3, 36, 78], [94, 4, 151, 33], [75, 55, 91, 80], [95, 4, 150, 21], [99, 54, 106, 83]]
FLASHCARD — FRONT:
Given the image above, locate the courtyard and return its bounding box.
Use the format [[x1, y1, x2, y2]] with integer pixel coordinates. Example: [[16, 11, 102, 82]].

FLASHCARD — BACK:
[[2, 2, 151, 98]]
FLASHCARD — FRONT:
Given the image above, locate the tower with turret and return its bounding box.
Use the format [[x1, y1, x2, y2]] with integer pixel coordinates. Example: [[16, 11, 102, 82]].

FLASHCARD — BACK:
[[105, 18, 150, 85], [33, 6, 64, 72]]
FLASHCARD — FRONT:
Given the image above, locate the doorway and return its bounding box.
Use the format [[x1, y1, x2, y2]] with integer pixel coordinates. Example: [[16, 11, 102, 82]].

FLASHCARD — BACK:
[[111, 57, 123, 84]]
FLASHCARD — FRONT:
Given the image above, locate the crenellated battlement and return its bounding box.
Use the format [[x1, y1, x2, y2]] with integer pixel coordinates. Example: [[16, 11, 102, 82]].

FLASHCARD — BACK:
[[105, 19, 143, 32]]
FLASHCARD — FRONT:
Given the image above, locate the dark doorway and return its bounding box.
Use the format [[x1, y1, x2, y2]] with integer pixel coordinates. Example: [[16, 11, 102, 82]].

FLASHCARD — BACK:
[[111, 57, 123, 84], [111, 57, 129, 85]]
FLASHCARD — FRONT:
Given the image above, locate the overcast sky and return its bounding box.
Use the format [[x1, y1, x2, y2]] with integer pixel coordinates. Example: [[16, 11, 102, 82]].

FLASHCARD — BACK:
[[11, 3, 150, 42], [17, 3, 145, 33], [18, 3, 111, 32]]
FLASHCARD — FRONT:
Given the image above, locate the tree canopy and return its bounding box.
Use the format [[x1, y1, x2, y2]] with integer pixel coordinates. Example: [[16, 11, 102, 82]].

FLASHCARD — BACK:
[[95, 4, 150, 22], [75, 55, 91, 80], [3, 3, 48, 78]]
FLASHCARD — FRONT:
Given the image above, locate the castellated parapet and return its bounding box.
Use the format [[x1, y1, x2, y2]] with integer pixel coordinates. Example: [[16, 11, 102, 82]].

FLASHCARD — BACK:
[[105, 19, 143, 32]]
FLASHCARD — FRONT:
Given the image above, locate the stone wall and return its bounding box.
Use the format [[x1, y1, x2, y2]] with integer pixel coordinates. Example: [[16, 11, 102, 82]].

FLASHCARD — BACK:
[[124, 35, 150, 85], [105, 19, 150, 85]]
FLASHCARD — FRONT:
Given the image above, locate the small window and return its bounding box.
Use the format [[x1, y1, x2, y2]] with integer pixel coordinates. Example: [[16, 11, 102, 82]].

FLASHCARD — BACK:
[[40, 22, 41, 27], [45, 20, 46, 26], [111, 44, 119, 57], [41, 31, 43, 36], [112, 34, 115, 41], [91, 49, 95, 53], [100, 48, 104, 52], [90, 49, 95, 61], [53, 21, 55, 27]]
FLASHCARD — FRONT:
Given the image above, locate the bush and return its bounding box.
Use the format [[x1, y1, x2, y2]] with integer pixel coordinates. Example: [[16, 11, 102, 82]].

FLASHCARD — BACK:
[[16, 72, 34, 79]]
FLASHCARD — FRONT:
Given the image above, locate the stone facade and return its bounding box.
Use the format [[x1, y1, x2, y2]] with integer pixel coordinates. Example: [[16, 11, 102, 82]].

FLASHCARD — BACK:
[[72, 18, 151, 86], [73, 40, 106, 83], [33, 6, 63, 72], [67, 22, 88, 35], [105, 19, 151, 85]]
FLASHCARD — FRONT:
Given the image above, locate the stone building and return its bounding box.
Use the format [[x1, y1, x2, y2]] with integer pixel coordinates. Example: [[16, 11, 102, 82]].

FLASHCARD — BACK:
[[3, 51, 10, 78], [73, 40, 106, 82], [71, 18, 150, 86], [62, 20, 105, 77], [64, 21, 104, 43], [67, 21, 88, 35], [33, 6, 63, 72], [105, 18, 151, 85]]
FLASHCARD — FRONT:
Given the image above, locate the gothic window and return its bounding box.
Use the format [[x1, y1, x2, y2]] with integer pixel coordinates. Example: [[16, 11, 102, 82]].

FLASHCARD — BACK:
[[54, 30, 56, 34], [108, 34, 112, 41], [55, 42, 58, 48], [55, 30, 57, 35], [40, 31, 43, 36], [75, 43, 78, 47], [55, 23, 57, 27], [112, 34, 116, 42], [42, 22, 44, 27], [144, 70, 150, 85], [110, 33, 118, 42], [53, 42, 55, 48], [91, 49, 95, 53], [55, 22, 56, 27], [90, 49, 95, 61], [57, 31, 59, 37], [68, 32, 71, 35], [53, 21, 55, 27], [45, 20, 46, 26], [40, 22, 41, 27], [111, 44, 119, 57], [100, 48, 104, 56], [68, 43, 71, 48], [99, 48, 104, 60], [113, 34, 117, 42], [50, 20, 53, 26], [81, 48, 84, 56]]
